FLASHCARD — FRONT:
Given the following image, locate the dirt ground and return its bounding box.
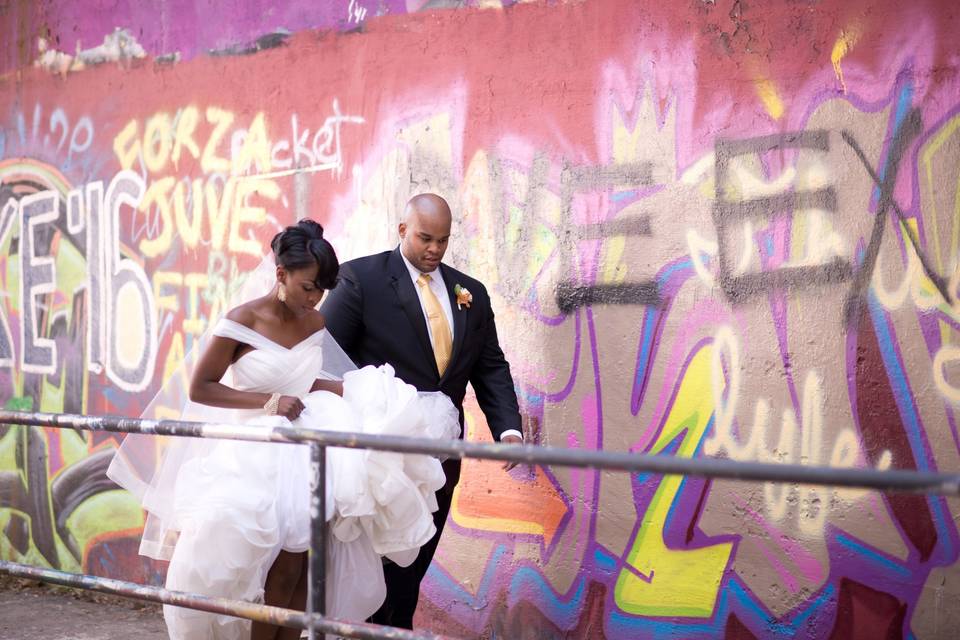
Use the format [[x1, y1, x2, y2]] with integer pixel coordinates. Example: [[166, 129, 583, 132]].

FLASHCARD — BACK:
[[0, 575, 167, 639]]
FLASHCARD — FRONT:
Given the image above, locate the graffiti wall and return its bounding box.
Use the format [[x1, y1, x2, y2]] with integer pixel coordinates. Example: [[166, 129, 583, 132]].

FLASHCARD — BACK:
[[2, 0, 960, 636]]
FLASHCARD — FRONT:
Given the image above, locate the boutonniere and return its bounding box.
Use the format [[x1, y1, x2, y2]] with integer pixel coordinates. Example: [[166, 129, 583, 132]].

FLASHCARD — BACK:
[[454, 284, 473, 310]]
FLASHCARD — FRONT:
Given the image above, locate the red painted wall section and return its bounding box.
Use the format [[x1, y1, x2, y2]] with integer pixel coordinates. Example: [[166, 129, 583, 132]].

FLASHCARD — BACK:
[[1, 1, 960, 638]]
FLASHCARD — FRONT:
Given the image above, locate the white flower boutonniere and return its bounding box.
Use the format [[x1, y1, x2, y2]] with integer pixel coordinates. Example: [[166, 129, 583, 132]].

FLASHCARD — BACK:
[[454, 284, 473, 310]]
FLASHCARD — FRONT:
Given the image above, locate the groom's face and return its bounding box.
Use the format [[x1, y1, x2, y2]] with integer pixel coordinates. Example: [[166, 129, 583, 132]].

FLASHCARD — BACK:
[[399, 209, 451, 273]]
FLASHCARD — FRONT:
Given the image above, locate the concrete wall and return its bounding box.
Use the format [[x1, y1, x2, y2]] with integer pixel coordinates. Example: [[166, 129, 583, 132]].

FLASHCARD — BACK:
[[2, 0, 960, 637]]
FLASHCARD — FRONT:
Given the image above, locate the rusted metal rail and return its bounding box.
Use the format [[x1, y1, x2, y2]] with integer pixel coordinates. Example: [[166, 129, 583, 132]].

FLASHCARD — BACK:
[[0, 561, 446, 639], [2, 410, 959, 494]]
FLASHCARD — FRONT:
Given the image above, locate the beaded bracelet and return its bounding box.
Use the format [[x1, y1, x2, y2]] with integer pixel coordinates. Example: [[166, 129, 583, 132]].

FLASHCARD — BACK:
[[263, 392, 281, 415]]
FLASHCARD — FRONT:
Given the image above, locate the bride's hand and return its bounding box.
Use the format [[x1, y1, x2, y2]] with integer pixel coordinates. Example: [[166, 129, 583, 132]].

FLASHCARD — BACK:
[[310, 379, 344, 396], [277, 395, 305, 420]]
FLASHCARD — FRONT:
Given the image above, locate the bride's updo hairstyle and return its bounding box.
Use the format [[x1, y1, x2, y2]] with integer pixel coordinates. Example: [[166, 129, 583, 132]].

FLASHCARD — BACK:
[[270, 219, 339, 289]]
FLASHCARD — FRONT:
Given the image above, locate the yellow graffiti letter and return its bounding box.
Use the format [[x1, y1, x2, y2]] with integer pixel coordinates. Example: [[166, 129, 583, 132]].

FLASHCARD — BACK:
[[205, 178, 235, 251], [152, 271, 183, 313], [202, 107, 234, 174], [173, 178, 204, 249], [615, 345, 733, 617], [229, 179, 279, 256], [138, 177, 176, 257], [232, 112, 272, 176], [113, 119, 140, 171], [162, 331, 190, 392], [143, 113, 173, 174], [172, 106, 201, 170], [183, 272, 210, 336]]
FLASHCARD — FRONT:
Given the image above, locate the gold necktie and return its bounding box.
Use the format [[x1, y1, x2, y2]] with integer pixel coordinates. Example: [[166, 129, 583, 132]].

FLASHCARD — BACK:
[[417, 273, 453, 375]]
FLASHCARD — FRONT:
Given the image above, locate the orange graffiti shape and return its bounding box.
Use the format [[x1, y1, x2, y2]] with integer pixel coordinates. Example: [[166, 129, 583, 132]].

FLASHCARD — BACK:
[[451, 399, 570, 547]]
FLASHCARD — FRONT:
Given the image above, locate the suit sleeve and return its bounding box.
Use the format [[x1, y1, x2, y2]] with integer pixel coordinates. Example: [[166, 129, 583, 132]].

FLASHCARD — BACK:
[[469, 297, 522, 441], [320, 262, 363, 354]]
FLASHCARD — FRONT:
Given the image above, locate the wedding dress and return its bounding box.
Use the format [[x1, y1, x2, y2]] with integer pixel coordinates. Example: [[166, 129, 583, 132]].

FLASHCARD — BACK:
[[108, 317, 461, 639]]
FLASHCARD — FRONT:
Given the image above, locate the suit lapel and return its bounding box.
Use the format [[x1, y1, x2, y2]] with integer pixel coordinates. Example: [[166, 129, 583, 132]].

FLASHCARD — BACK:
[[388, 248, 439, 377], [441, 263, 467, 383]]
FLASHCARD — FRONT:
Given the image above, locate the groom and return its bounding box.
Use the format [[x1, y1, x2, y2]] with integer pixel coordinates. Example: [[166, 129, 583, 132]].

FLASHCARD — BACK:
[[321, 193, 522, 629]]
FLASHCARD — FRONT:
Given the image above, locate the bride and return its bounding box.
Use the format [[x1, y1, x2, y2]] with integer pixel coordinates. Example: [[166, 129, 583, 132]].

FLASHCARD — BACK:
[[107, 219, 460, 640]]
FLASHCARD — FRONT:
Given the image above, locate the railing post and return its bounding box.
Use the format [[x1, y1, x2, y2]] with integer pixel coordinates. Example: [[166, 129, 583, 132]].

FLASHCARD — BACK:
[[308, 442, 327, 639]]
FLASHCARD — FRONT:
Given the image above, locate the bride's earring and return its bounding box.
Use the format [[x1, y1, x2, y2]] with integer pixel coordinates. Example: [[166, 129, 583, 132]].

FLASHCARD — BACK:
[[278, 284, 287, 303]]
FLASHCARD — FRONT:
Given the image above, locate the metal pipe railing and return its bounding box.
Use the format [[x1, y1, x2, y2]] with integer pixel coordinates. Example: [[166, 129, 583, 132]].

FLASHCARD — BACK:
[[0, 560, 447, 639], [2, 409, 960, 640], [1, 410, 958, 495], [310, 441, 327, 632]]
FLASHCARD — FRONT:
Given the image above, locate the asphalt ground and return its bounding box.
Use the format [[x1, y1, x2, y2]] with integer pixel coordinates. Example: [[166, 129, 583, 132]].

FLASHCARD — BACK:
[[0, 575, 166, 639]]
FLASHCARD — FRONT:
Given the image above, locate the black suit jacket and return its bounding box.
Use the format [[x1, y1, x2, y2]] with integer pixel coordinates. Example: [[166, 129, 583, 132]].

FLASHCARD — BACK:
[[321, 248, 521, 443]]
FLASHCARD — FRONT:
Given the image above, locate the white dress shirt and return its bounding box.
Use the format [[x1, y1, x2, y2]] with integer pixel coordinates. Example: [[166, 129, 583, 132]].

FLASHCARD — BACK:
[[399, 251, 522, 443], [400, 251, 455, 344]]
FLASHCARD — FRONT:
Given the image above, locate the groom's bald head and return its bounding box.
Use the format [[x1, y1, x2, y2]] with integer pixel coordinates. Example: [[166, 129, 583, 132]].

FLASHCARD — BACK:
[[399, 193, 452, 273]]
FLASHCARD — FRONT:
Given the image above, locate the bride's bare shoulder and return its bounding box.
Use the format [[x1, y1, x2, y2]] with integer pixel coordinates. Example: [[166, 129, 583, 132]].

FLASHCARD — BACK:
[[225, 303, 257, 329], [306, 309, 326, 331]]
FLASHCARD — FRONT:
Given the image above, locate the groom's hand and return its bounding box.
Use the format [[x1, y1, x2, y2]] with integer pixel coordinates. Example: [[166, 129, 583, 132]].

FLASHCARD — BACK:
[[501, 434, 523, 471]]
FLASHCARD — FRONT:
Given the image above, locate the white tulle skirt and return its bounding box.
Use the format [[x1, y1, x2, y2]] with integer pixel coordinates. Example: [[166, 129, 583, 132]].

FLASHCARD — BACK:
[[161, 365, 460, 639]]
